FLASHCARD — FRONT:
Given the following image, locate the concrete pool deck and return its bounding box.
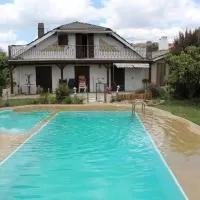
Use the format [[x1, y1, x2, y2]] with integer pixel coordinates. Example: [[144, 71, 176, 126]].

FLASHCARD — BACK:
[[0, 104, 200, 200]]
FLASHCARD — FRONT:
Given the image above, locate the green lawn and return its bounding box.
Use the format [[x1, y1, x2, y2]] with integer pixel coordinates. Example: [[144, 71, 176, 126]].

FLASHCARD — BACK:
[[0, 98, 39, 107], [153, 100, 200, 125]]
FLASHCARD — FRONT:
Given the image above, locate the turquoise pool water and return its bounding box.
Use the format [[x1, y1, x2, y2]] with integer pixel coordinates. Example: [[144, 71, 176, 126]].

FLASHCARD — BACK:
[[0, 110, 50, 134], [0, 112, 187, 200]]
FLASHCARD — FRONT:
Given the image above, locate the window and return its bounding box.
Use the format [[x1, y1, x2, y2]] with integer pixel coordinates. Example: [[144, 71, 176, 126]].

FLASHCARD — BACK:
[[58, 34, 68, 46]]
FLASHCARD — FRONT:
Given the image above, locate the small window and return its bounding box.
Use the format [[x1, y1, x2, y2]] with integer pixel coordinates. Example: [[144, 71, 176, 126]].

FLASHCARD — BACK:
[[58, 34, 68, 46]]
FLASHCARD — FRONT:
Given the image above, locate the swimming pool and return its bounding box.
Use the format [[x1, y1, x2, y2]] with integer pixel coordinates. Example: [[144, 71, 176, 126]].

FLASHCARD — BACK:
[[0, 112, 187, 199], [0, 110, 50, 134]]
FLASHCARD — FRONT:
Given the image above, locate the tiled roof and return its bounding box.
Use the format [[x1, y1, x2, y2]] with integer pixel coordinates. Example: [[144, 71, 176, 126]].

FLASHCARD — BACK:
[[56, 21, 111, 32]]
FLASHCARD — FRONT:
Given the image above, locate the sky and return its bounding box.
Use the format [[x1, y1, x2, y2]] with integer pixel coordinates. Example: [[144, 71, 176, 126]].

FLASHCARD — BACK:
[[0, 0, 200, 51]]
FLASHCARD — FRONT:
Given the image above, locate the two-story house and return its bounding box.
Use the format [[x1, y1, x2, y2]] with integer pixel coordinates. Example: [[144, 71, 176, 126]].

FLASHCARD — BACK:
[[8, 21, 151, 95]]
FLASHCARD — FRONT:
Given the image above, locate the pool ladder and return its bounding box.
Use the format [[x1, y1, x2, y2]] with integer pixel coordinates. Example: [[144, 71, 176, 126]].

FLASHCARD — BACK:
[[132, 99, 146, 115]]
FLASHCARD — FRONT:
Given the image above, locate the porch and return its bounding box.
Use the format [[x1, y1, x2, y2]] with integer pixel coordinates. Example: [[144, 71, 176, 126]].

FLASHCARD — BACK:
[[10, 63, 149, 95]]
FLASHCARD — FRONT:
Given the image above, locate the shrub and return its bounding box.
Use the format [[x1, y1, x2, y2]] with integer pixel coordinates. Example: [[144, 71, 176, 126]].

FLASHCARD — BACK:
[[110, 95, 122, 102], [4, 101, 10, 107], [62, 96, 73, 104], [39, 93, 49, 104], [0, 86, 3, 97], [56, 83, 71, 103], [73, 96, 84, 104], [49, 95, 57, 104], [32, 99, 40, 104], [62, 96, 84, 104], [148, 84, 161, 98], [142, 78, 150, 89]]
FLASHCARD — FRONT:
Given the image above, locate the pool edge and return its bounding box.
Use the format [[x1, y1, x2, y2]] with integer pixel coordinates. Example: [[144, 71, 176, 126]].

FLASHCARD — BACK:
[[0, 113, 57, 167], [135, 112, 189, 200]]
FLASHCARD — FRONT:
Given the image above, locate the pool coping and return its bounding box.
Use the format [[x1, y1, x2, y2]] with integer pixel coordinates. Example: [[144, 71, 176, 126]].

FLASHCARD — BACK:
[[0, 112, 57, 166], [135, 113, 189, 200]]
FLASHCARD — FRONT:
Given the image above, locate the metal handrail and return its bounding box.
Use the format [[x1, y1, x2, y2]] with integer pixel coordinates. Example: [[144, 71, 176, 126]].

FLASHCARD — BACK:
[[132, 99, 146, 115]]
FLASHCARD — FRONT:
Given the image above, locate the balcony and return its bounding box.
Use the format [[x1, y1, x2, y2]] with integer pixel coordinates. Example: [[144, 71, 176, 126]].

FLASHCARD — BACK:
[[9, 45, 149, 61]]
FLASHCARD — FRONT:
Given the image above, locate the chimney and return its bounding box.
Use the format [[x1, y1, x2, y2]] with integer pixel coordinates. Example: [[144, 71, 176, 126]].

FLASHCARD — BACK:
[[38, 23, 44, 38], [158, 36, 168, 50]]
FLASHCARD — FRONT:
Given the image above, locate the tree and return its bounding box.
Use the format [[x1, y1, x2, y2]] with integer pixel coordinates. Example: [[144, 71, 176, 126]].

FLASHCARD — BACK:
[[171, 28, 200, 54], [167, 46, 200, 99], [146, 41, 158, 52], [0, 50, 8, 94]]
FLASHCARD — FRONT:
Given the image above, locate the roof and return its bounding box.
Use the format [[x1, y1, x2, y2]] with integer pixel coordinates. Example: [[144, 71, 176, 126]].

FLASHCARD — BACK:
[[8, 21, 147, 60], [56, 21, 112, 32], [152, 50, 169, 61], [114, 63, 149, 68]]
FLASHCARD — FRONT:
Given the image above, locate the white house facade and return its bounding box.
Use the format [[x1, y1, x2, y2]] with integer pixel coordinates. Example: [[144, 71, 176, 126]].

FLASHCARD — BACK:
[[8, 22, 151, 94]]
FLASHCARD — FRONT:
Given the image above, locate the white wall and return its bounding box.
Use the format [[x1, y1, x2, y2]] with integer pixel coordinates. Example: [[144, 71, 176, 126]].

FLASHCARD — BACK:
[[14, 66, 37, 94], [94, 34, 140, 59], [63, 64, 75, 81], [151, 63, 157, 85], [15, 65, 59, 94], [90, 64, 107, 92], [23, 33, 76, 59], [151, 59, 169, 85], [52, 65, 60, 92], [125, 68, 149, 91]]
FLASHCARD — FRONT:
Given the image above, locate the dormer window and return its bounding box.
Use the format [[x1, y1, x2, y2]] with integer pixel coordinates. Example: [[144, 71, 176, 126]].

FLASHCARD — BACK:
[[58, 34, 68, 46]]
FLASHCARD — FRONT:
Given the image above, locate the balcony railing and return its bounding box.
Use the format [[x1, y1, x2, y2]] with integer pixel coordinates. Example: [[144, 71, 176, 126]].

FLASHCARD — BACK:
[[9, 45, 149, 61]]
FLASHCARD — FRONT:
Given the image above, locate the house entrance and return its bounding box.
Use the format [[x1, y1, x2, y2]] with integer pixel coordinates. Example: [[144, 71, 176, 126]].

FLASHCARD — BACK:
[[75, 66, 90, 92], [111, 66, 125, 91], [36, 66, 52, 92]]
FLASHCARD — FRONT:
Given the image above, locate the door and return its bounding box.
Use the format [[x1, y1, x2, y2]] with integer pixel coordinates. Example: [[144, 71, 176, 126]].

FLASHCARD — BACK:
[[111, 66, 125, 91], [75, 66, 90, 91], [76, 34, 94, 58], [76, 34, 87, 58], [36, 66, 52, 92]]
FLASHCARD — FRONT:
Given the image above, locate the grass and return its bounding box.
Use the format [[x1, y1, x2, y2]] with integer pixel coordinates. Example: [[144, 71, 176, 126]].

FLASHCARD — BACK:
[[0, 98, 39, 107], [153, 99, 200, 125], [0, 95, 84, 107]]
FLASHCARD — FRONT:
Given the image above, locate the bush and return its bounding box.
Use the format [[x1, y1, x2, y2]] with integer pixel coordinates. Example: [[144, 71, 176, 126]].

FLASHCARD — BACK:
[[56, 83, 71, 103], [73, 96, 84, 104], [0, 86, 3, 97], [62, 96, 73, 104], [148, 84, 171, 99], [4, 101, 9, 107], [110, 95, 122, 102], [148, 84, 161, 98], [62, 96, 84, 104], [49, 95, 57, 104], [32, 99, 40, 104], [39, 93, 49, 104]]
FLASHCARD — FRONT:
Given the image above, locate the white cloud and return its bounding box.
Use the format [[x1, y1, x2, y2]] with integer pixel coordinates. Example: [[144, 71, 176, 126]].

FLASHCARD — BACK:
[[116, 27, 183, 44], [0, 0, 200, 49], [0, 31, 18, 51]]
